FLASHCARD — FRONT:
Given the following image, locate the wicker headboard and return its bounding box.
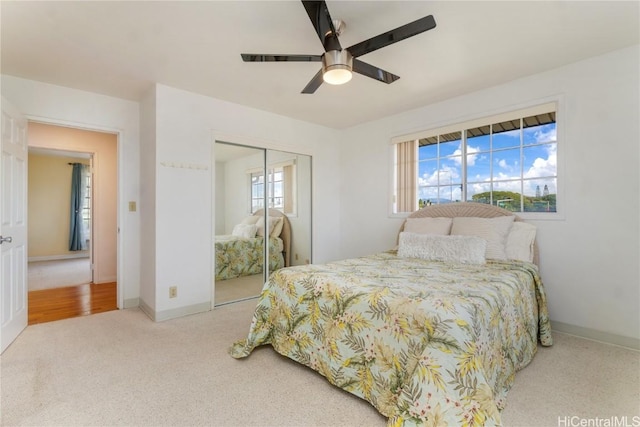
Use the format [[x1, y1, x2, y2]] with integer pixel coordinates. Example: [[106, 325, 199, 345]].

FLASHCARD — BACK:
[[400, 202, 539, 265], [253, 208, 291, 267]]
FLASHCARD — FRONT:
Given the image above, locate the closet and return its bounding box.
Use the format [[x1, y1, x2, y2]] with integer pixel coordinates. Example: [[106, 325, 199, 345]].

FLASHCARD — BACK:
[[213, 141, 311, 305]]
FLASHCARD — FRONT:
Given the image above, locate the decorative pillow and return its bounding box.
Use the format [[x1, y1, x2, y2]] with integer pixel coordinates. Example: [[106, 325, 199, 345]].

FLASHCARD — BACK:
[[231, 224, 257, 239], [269, 216, 284, 238], [240, 215, 260, 225], [451, 216, 515, 260], [397, 232, 487, 265], [403, 217, 452, 235], [506, 221, 537, 262]]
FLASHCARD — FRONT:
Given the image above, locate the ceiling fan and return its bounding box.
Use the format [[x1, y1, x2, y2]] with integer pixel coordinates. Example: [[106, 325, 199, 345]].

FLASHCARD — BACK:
[[241, 0, 436, 94]]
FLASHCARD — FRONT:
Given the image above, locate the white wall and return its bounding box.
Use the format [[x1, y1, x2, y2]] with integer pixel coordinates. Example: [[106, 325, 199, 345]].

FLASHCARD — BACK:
[[1, 75, 141, 309], [149, 84, 341, 318], [139, 86, 157, 312], [339, 45, 640, 345]]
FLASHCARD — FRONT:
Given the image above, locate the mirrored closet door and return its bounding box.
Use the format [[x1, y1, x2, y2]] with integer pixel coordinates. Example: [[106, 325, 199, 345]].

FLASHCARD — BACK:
[[213, 141, 311, 306]]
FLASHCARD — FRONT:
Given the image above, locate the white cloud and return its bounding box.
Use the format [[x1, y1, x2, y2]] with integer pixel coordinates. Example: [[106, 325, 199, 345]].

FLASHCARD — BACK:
[[418, 169, 439, 187], [534, 127, 557, 143], [453, 145, 480, 166], [494, 155, 519, 173], [419, 166, 460, 187], [524, 144, 556, 179], [467, 145, 480, 166]]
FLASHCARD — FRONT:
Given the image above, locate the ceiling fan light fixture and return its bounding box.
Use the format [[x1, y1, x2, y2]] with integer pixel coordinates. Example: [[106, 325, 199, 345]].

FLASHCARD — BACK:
[[323, 66, 352, 85], [322, 50, 353, 85]]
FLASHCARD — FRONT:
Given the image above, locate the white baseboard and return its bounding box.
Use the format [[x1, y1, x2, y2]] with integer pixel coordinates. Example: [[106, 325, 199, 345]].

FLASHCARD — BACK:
[[29, 254, 89, 262], [138, 299, 155, 321], [155, 302, 211, 322], [137, 299, 210, 322], [123, 298, 139, 309], [551, 320, 640, 351]]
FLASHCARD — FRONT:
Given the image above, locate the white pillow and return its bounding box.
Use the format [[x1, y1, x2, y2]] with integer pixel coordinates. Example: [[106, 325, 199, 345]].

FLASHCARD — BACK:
[[232, 224, 257, 239], [451, 216, 515, 260], [506, 222, 537, 262], [397, 232, 487, 265], [240, 215, 260, 225], [403, 217, 452, 235], [269, 217, 284, 238]]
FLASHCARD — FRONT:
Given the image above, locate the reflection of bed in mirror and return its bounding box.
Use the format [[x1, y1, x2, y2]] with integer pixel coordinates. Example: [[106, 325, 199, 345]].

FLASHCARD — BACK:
[[215, 208, 291, 282]]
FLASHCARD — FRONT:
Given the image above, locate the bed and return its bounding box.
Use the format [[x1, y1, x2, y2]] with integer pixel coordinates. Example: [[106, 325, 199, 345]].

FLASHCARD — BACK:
[[215, 209, 291, 281], [230, 202, 552, 426]]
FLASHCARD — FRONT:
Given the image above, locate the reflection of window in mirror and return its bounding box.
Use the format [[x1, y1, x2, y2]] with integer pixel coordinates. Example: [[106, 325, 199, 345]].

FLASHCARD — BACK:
[[249, 160, 296, 215], [250, 171, 265, 211]]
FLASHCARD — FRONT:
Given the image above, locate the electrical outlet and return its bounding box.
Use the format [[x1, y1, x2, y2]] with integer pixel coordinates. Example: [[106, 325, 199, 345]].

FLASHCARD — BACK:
[[169, 286, 177, 298]]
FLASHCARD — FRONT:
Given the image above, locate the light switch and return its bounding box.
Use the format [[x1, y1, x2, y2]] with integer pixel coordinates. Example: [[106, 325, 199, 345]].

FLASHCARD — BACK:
[[128, 201, 137, 212]]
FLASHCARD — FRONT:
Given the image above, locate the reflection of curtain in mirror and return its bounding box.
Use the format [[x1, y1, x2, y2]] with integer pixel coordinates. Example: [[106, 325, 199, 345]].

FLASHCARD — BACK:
[[69, 163, 89, 251], [283, 164, 293, 214]]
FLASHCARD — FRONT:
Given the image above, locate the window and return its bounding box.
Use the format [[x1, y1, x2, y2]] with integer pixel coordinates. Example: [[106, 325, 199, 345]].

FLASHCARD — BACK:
[[81, 167, 91, 242], [250, 163, 296, 214], [393, 102, 557, 214]]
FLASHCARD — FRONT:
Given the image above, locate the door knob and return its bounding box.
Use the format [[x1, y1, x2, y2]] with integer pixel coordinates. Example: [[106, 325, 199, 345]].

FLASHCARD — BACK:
[[0, 235, 12, 244]]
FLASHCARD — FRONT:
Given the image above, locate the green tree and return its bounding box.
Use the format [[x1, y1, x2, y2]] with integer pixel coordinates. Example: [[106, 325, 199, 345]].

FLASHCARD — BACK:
[[472, 191, 556, 212], [472, 191, 523, 211]]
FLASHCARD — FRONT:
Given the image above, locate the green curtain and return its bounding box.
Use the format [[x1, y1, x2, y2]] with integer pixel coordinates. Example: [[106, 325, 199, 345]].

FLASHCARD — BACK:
[[69, 163, 87, 251]]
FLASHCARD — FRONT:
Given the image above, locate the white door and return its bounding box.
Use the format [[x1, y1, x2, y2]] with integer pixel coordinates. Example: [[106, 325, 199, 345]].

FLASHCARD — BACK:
[[1, 97, 28, 353]]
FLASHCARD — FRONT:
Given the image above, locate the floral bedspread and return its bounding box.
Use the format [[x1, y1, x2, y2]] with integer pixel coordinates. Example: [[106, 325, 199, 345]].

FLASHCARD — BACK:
[[230, 251, 552, 426], [215, 235, 284, 281]]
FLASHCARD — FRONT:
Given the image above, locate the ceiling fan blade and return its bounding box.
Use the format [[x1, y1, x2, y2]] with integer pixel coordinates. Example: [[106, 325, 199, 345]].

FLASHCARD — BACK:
[[347, 15, 436, 58], [301, 0, 341, 51], [241, 54, 322, 62], [301, 69, 324, 94], [353, 59, 400, 84]]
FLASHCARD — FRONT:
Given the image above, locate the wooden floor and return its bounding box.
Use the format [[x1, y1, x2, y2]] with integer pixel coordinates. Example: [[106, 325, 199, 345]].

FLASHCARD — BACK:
[[28, 282, 118, 325]]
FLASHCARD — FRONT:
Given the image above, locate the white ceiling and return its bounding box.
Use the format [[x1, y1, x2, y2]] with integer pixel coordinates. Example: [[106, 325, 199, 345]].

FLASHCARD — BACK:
[[2, 1, 638, 129]]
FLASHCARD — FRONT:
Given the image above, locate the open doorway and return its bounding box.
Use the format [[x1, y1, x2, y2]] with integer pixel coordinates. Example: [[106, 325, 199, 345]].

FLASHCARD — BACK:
[[28, 148, 93, 291], [27, 122, 118, 324]]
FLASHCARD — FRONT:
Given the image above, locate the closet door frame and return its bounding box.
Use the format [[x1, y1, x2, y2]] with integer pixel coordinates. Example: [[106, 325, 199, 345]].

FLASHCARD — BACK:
[[212, 137, 312, 308]]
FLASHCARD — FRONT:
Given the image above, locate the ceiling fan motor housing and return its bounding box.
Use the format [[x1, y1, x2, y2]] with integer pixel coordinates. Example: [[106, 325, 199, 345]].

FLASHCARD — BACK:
[[322, 49, 353, 84]]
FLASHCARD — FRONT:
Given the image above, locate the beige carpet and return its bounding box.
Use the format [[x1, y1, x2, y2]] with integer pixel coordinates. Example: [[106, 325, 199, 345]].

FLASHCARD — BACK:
[[28, 258, 92, 291], [1, 300, 638, 426]]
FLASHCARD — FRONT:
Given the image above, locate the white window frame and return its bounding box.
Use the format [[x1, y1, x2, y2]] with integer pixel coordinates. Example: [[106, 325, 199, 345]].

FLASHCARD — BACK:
[[250, 170, 266, 212], [390, 99, 564, 220], [248, 160, 297, 215]]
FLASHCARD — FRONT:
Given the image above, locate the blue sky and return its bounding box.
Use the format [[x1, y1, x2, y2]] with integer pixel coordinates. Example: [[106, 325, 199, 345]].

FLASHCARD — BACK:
[[417, 123, 557, 201]]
